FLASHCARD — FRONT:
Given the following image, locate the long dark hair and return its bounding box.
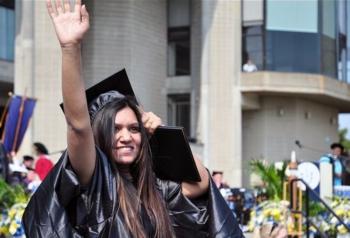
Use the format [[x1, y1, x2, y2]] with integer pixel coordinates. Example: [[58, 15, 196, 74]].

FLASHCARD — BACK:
[[91, 97, 174, 238]]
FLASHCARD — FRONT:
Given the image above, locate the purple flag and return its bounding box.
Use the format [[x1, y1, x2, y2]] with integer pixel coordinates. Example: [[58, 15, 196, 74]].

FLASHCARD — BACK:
[[1, 95, 36, 153]]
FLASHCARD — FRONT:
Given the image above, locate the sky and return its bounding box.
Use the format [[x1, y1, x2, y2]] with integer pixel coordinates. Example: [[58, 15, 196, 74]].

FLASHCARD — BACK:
[[339, 113, 350, 139]]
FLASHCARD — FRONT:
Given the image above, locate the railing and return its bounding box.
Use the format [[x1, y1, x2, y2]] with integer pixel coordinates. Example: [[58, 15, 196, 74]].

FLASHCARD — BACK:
[[290, 178, 350, 238]]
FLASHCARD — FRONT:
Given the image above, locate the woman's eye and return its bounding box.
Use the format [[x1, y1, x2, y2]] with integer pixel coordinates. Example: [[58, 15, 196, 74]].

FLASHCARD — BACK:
[[129, 126, 140, 133]]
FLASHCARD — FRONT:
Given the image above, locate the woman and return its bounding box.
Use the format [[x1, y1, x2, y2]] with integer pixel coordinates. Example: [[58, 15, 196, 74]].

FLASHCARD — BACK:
[[32, 142, 53, 181], [23, 0, 243, 237]]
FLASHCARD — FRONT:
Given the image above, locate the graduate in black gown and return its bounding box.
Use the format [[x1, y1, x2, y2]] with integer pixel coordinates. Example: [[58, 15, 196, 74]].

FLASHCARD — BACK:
[[22, 1, 244, 237]]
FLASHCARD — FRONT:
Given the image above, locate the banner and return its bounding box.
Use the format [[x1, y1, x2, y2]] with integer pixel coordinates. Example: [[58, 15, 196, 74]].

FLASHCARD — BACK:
[[1, 95, 36, 153]]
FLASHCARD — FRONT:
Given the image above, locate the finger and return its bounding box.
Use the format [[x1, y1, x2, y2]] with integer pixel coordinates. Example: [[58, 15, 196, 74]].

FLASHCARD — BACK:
[[63, 0, 70, 13], [148, 119, 161, 135], [74, 0, 81, 13], [146, 121, 156, 135], [46, 0, 57, 18], [55, 0, 64, 14], [81, 5, 89, 25], [142, 113, 150, 124], [151, 117, 162, 130], [150, 112, 162, 126]]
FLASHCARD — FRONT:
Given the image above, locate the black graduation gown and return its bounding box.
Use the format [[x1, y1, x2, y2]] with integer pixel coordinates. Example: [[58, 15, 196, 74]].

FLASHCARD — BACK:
[[22, 148, 244, 238]]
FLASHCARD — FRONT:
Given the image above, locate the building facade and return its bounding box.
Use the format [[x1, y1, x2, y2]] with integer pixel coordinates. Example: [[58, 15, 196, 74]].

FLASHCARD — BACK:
[[0, 0, 14, 133], [4, 0, 350, 187]]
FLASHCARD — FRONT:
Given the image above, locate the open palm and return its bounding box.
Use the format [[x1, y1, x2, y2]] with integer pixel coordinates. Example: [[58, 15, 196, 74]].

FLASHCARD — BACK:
[[46, 0, 89, 47]]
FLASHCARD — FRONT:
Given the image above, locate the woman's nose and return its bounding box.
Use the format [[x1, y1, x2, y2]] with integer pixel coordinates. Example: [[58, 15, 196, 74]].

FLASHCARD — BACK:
[[119, 129, 132, 141]]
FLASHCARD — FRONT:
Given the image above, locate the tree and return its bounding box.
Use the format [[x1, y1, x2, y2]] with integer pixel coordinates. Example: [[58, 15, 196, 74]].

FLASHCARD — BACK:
[[250, 160, 287, 200], [339, 128, 350, 154]]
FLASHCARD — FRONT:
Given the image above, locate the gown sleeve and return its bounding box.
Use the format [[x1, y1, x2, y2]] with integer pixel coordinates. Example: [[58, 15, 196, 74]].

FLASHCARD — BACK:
[[22, 148, 119, 238], [157, 176, 244, 238]]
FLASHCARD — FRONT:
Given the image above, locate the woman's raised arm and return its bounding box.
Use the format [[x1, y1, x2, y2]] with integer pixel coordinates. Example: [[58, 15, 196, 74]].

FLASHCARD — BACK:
[[46, 0, 95, 186]]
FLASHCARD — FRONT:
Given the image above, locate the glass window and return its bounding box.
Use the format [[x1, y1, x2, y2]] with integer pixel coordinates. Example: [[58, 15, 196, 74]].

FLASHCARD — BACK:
[[242, 0, 342, 79], [242, 0, 263, 26], [242, 26, 263, 71], [266, 0, 318, 33], [0, 0, 14, 9], [168, 27, 190, 76], [168, 0, 190, 28], [321, 0, 336, 78], [337, 0, 347, 81], [265, 31, 320, 74], [0, 6, 15, 61], [322, 0, 335, 39], [167, 94, 190, 137]]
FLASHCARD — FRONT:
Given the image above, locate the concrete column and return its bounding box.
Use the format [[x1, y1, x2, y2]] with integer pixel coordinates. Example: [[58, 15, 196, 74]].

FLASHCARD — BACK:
[[14, 0, 35, 155], [191, 0, 202, 139], [198, 0, 242, 186], [15, 0, 66, 158], [82, 0, 167, 119]]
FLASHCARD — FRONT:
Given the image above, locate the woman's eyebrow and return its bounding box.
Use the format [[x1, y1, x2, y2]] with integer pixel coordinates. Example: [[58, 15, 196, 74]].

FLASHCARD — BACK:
[[114, 122, 139, 126]]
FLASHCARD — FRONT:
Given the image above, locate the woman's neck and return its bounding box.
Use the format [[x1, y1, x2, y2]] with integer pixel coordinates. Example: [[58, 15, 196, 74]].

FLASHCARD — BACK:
[[118, 164, 133, 181]]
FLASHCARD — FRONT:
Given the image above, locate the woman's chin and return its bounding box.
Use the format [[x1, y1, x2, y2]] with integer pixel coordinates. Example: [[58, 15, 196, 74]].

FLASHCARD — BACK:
[[114, 156, 135, 165]]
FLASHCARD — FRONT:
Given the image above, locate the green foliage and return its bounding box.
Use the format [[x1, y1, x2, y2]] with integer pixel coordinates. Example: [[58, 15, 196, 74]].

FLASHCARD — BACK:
[[0, 179, 29, 210], [250, 160, 287, 201], [339, 128, 350, 154], [308, 200, 326, 217]]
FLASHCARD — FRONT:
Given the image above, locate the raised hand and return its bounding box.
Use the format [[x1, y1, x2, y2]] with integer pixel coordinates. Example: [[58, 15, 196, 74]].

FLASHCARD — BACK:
[[46, 0, 89, 48], [141, 110, 162, 135]]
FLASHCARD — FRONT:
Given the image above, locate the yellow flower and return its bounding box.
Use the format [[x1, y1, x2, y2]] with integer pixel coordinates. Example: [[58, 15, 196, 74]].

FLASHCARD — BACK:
[[335, 209, 345, 217], [263, 208, 271, 217], [0, 226, 9, 235], [271, 209, 281, 221], [9, 221, 18, 235], [8, 208, 16, 219], [338, 225, 348, 234]]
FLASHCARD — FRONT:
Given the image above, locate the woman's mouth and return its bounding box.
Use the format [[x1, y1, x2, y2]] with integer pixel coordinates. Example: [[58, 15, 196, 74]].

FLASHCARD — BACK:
[[116, 146, 134, 154]]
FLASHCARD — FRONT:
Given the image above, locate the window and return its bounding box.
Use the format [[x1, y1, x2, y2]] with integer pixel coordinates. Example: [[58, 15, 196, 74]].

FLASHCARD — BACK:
[[242, 26, 263, 71], [167, 0, 190, 76], [167, 94, 190, 137], [168, 27, 190, 76], [0, 5, 15, 61], [0, 0, 14, 9]]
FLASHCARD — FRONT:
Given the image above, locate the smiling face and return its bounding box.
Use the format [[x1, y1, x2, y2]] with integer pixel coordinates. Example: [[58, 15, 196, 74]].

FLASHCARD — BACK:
[[112, 106, 141, 166]]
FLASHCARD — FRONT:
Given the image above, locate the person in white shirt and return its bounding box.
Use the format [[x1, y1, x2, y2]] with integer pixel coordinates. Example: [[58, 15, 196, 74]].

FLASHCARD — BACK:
[[243, 59, 258, 72]]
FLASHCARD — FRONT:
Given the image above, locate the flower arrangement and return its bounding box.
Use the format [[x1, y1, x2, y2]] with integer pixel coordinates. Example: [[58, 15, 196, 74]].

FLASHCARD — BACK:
[[309, 197, 350, 236], [247, 200, 295, 233], [0, 203, 26, 237], [0, 179, 29, 237]]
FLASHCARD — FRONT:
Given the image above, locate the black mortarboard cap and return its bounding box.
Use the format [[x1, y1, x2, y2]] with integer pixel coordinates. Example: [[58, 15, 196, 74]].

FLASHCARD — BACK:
[[150, 126, 201, 182], [85, 69, 136, 105], [60, 69, 136, 112]]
